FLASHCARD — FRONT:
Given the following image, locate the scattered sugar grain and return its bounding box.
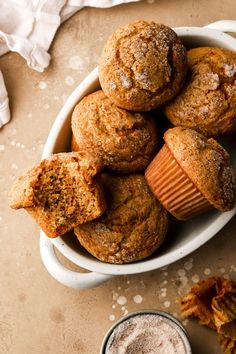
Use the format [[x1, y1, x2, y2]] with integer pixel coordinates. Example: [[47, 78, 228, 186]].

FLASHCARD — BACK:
[[11, 163, 18, 170], [112, 291, 119, 301], [184, 261, 193, 271], [0, 145, 5, 151], [65, 76, 75, 86], [133, 295, 143, 304], [69, 56, 84, 70], [204, 268, 211, 275], [177, 269, 186, 277], [192, 274, 200, 283], [109, 314, 115, 321], [117, 296, 127, 306], [164, 301, 171, 308], [38, 81, 47, 89], [182, 319, 189, 327], [230, 265, 236, 272]]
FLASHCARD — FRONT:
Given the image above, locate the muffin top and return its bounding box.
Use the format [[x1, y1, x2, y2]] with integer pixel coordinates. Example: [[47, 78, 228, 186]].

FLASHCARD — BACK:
[[164, 47, 236, 136], [75, 174, 168, 264], [99, 20, 187, 111], [164, 127, 236, 211], [71, 90, 159, 172]]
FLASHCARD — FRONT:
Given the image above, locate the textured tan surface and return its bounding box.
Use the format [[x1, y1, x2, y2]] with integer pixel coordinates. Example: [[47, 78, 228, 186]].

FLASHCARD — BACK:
[[99, 20, 187, 111], [164, 47, 236, 137], [71, 90, 158, 172], [75, 174, 168, 264], [1, 1, 236, 353]]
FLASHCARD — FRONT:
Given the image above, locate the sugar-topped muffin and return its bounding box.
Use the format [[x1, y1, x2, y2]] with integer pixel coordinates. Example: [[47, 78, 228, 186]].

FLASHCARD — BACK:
[[145, 127, 236, 220], [9, 152, 106, 237], [75, 174, 168, 264], [164, 47, 236, 136], [71, 90, 159, 172], [99, 20, 187, 111]]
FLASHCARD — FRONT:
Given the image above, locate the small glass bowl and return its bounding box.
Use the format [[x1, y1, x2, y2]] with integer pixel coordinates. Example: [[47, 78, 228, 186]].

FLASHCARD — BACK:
[[100, 309, 192, 354]]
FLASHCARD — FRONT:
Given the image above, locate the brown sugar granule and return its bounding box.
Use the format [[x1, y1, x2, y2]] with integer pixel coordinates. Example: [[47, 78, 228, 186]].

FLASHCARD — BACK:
[[9, 152, 106, 238]]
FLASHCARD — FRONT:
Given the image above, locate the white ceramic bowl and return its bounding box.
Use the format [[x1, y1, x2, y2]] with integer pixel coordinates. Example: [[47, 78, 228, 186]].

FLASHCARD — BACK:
[[40, 20, 236, 289]]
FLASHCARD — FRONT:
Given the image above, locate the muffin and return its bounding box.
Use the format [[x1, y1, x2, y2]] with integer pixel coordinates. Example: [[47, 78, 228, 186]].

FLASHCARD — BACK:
[[145, 127, 236, 220], [164, 47, 236, 136], [9, 152, 106, 238], [74, 174, 168, 264], [71, 90, 159, 172], [99, 20, 187, 111]]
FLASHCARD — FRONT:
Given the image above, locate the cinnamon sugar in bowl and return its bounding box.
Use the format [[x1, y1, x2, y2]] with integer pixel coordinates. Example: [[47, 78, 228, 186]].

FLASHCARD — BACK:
[[100, 310, 192, 354]]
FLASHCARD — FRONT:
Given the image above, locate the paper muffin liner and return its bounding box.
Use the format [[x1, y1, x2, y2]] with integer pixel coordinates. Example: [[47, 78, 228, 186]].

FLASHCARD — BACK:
[[145, 143, 212, 220]]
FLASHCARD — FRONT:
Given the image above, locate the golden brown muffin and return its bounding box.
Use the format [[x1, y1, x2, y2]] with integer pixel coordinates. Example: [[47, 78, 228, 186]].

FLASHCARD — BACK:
[[9, 152, 106, 238], [99, 20, 187, 111], [74, 174, 168, 264], [164, 47, 236, 136], [71, 90, 159, 172], [145, 127, 236, 220]]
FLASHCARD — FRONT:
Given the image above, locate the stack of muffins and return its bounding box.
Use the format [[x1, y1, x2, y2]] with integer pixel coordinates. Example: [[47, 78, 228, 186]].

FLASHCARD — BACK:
[[10, 21, 236, 265]]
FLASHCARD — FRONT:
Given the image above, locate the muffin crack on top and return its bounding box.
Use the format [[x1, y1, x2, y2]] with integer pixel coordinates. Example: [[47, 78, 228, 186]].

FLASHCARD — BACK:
[[164, 47, 236, 136], [99, 20, 187, 111], [71, 90, 159, 172], [116, 32, 175, 96]]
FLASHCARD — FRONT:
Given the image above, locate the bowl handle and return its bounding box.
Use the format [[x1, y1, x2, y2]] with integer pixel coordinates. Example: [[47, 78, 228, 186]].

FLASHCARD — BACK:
[[40, 233, 113, 289], [204, 20, 236, 33]]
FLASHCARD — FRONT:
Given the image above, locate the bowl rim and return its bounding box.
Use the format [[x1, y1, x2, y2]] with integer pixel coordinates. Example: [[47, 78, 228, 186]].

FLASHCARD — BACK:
[[42, 25, 236, 275], [99, 309, 192, 354]]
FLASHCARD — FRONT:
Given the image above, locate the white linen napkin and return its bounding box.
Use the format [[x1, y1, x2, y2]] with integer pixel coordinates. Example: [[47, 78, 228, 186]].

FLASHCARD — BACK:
[[0, 0, 139, 128]]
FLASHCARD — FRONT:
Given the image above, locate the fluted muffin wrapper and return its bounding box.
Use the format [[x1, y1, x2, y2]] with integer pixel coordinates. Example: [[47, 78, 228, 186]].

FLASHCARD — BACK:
[[145, 143, 212, 220]]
